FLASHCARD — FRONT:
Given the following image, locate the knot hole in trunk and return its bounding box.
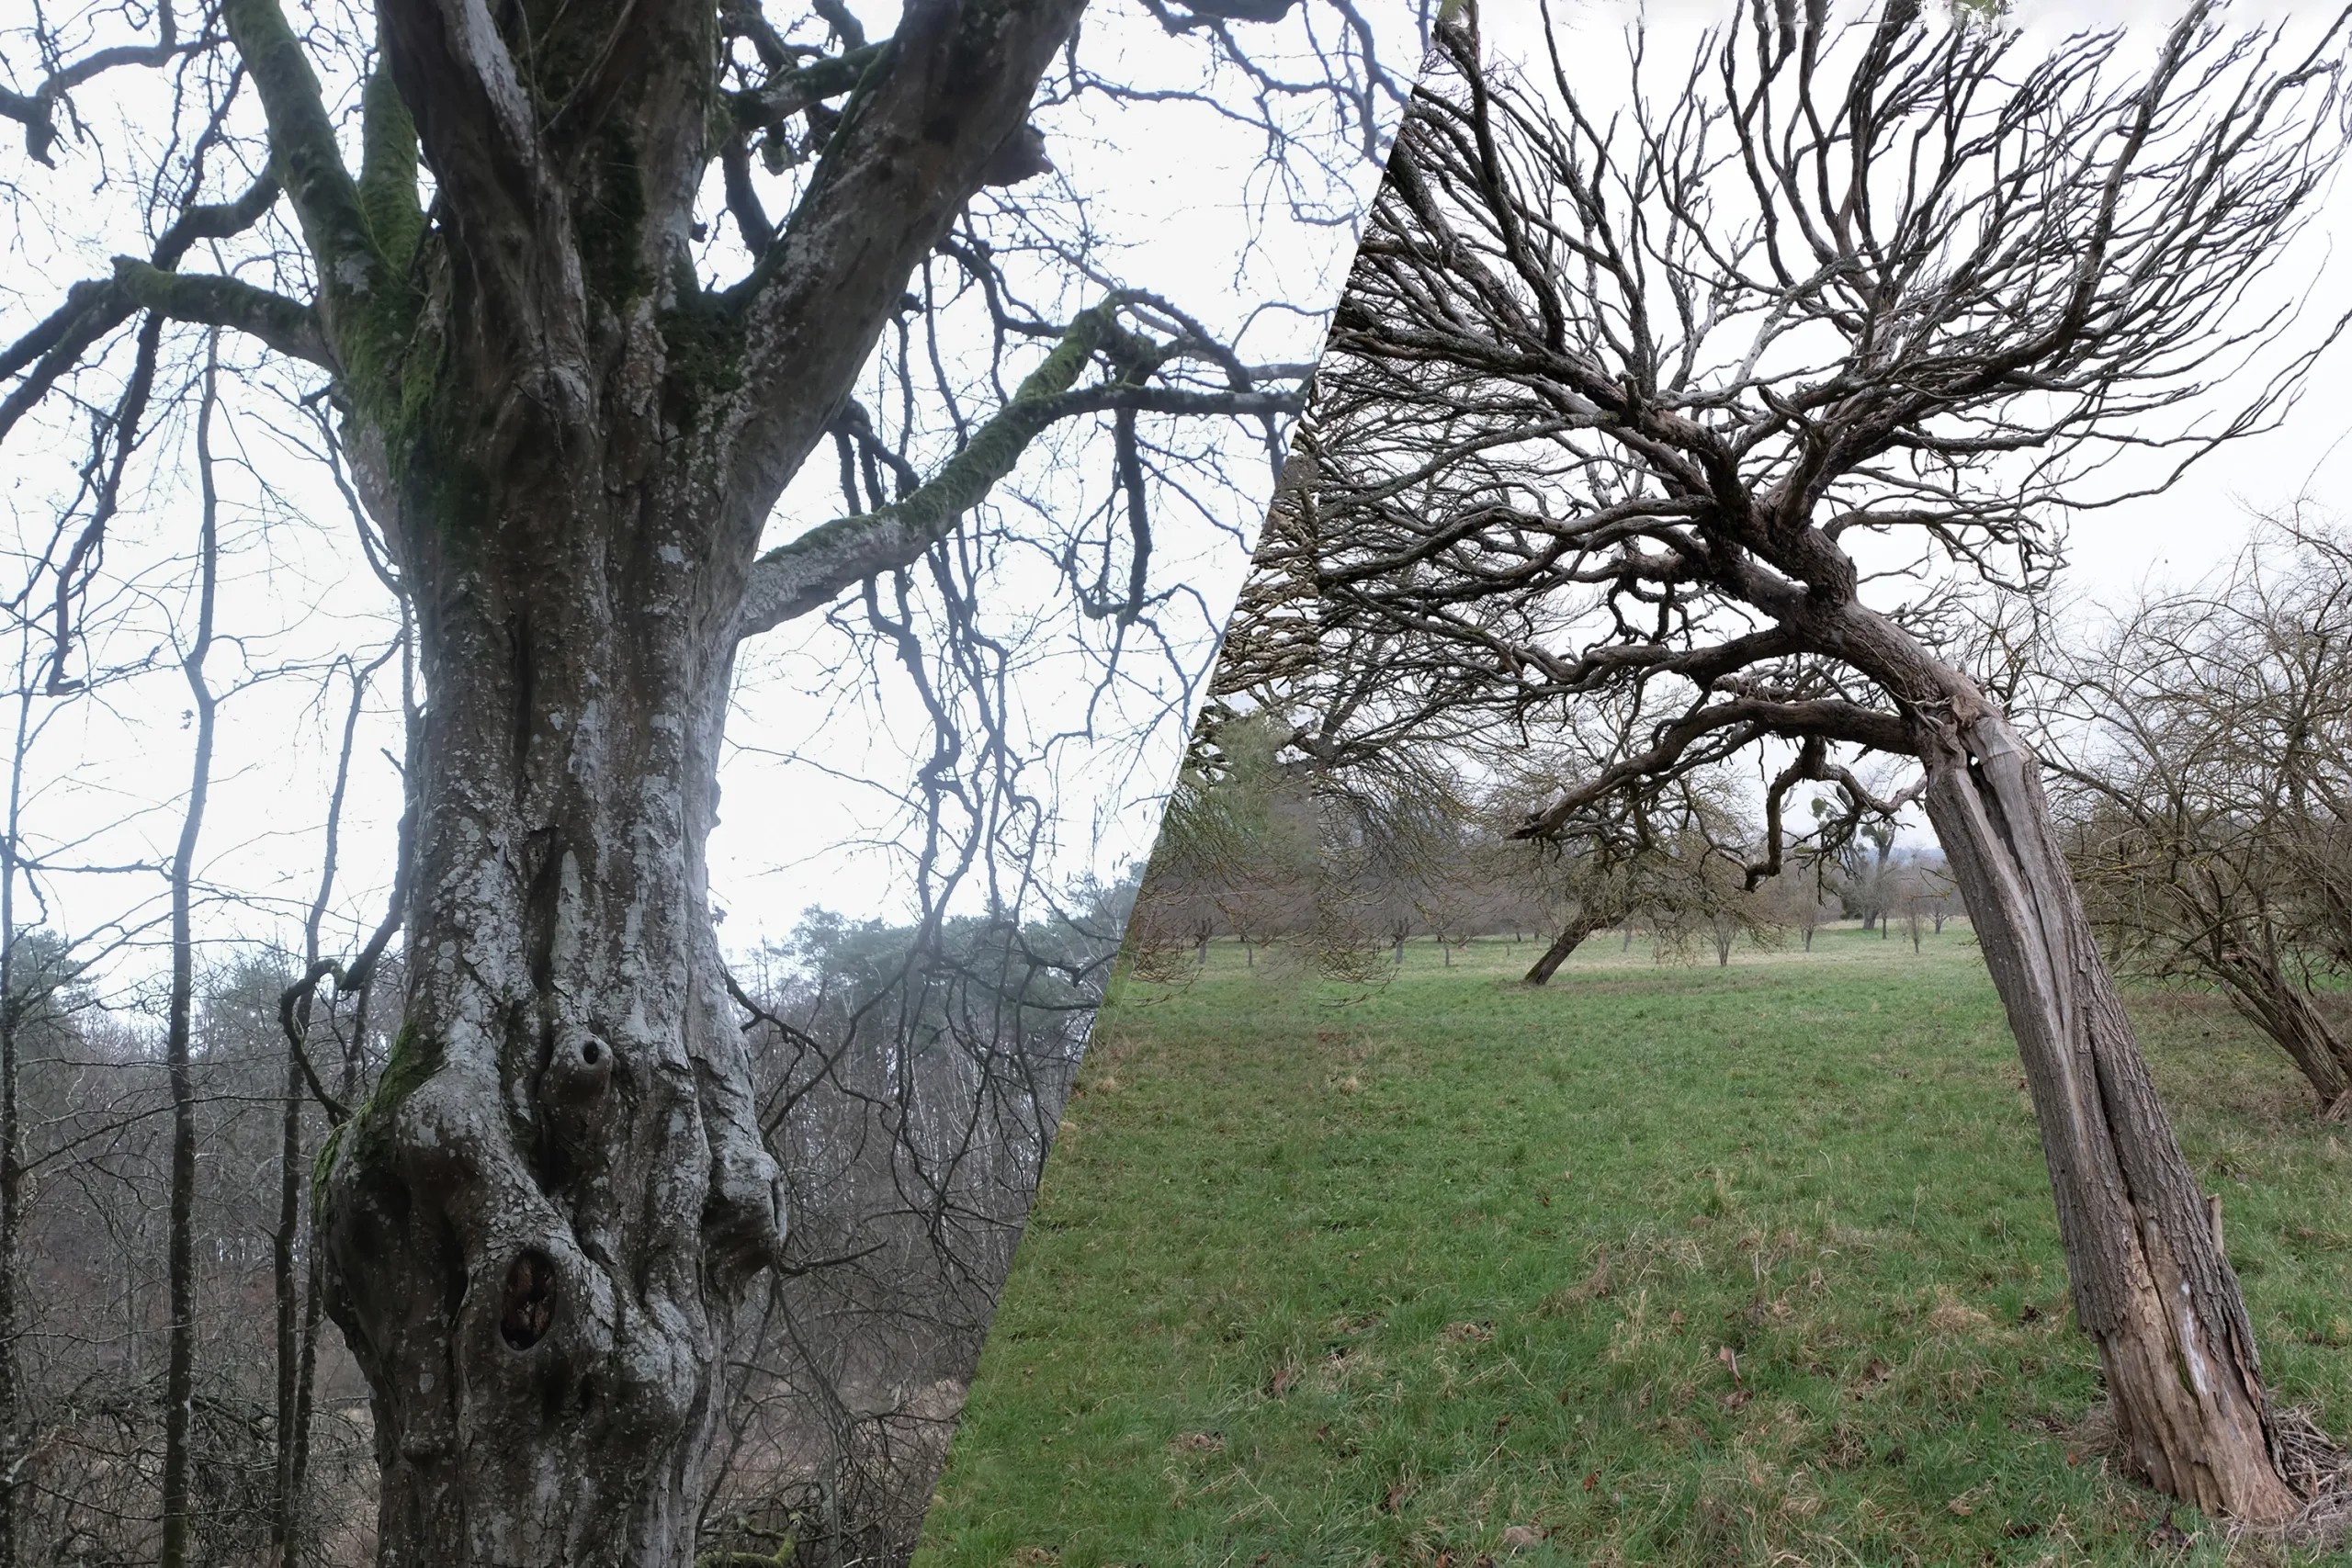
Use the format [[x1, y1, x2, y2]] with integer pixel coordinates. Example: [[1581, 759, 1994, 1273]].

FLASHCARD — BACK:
[[545, 1030, 615, 1103], [571, 1034, 612, 1086], [501, 1249, 557, 1350]]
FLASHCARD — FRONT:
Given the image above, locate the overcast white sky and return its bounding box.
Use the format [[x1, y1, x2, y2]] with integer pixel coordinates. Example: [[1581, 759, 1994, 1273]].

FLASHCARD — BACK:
[[1980, 3, 2352, 613]]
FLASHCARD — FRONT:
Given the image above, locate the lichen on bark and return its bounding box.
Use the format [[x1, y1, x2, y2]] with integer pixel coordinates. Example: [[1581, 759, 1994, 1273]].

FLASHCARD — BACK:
[[310, 1021, 444, 1215]]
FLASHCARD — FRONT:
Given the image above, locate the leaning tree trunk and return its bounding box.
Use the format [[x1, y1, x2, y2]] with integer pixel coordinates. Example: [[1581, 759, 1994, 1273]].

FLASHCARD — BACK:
[[1525, 908, 1612, 985], [2212, 946, 2352, 1118], [1918, 702, 2301, 1523]]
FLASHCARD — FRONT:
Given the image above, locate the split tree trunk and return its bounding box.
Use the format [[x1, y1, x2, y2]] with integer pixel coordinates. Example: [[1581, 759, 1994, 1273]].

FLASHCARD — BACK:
[[1919, 704, 2301, 1522]]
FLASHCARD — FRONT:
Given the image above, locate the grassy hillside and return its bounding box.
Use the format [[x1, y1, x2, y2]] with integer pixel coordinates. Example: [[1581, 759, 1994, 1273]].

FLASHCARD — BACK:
[[914, 927, 2352, 1567]]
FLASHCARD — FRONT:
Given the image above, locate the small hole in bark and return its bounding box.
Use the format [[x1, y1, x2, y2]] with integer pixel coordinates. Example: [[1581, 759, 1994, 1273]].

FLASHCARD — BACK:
[[501, 1250, 556, 1351], [580, 1039, 601, 1066]]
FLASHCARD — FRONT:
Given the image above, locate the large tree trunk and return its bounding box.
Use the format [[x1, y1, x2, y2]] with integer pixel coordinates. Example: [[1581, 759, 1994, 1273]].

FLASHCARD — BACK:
[[1919, 705, 2301, 1523], [284, 0, 1087, 1556], [315, 446, 785, 1566]]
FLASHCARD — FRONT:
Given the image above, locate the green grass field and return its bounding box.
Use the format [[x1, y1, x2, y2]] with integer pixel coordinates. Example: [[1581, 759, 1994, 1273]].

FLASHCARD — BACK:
[[913, 925, 2352, 1568]]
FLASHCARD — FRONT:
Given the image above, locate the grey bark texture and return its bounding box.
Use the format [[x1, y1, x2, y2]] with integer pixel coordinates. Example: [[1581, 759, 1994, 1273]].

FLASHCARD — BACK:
[[227, 0, 1094, 1561]]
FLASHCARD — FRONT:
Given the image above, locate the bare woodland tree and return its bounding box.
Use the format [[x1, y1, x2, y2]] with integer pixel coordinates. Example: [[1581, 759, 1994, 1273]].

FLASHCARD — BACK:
[[1201, 439, 1782, 984], [1307, 0, 2352, 1521], [1846, 817, 1899, 933], [696, 890, 1129, 1563], [2048, 520, 2352, 1115], [1495, 755, 1762, 983], [0, 0, 1419, 1561], [1761, 864, 1840, 952]]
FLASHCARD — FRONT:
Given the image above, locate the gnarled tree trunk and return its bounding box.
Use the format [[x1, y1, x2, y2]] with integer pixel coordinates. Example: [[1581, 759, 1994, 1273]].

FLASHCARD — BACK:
[[316, 446, 783, 1564], [1918, 702, 2300, 1523], [289, 0, 1089, 1559]]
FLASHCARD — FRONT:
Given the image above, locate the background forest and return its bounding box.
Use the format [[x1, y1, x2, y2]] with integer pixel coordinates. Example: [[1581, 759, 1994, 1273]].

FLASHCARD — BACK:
[[2, 895, 1124, 1567]]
